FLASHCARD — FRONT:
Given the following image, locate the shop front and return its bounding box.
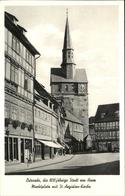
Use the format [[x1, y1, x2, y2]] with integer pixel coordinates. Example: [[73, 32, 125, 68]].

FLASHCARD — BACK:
[[5, 136, 18, 162], [5, 136, 33, 164], [34, 139, 64, 161]]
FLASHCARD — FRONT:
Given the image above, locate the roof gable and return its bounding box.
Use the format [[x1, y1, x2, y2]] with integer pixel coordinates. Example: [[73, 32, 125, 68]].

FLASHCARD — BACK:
[[95, 103, 119, 122]]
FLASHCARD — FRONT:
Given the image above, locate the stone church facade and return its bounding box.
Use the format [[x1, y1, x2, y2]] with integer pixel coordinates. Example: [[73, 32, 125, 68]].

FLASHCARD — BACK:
[[50, 14, 89, 144]]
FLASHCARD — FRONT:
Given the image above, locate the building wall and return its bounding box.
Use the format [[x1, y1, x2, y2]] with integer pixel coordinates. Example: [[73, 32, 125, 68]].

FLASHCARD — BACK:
[[34, 100, 61, 160], [34, 102, 58, 141], [4, 17, 37, 164], [63, 95, 88, 137], [51, 88, 89, 138], [95, 121, 119, 152], [89, 123, 97, 151]]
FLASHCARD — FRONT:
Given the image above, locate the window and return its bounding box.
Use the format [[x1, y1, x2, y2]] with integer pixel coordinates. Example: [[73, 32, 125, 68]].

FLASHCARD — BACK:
[[5, 137, 18, 161], [21, 70, 24, 87], [68, 51, 70, 58], [30, 79, 33, 93], [31, 56, 35, 66], [65, 85, 68, 91], [103, 122, 106, 128], [8, 31, 12, 47], [109, 122, 113, 128], [113, 122, 115, 128], [115, 111, 119, 118], [116, 121, 119, 128], [10, 65, 18, 84], [101, 113, 105, 118], [28, 78, 31, 92], [12, 36, 20, 54], [26, 50, 32, 64], [72, 84, 75, 91], [5, 28, 8, 43], [95, 123, 97, 128], [24, 75, 28, 90], [18, 69, 21, 86], [11, 66, 15, 82], [24, 74, 32, 93], [107, 122, 110, 129], [5, 59, 10, 80]]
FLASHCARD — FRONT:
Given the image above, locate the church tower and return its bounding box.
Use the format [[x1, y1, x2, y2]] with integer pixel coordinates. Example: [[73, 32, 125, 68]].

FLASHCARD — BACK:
[[61, 13, 76, 79], [50, 11, 89, 138]]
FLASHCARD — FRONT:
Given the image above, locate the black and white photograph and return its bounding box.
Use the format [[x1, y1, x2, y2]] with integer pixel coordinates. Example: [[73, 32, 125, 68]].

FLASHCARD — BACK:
[[0, 1, 124, 196]]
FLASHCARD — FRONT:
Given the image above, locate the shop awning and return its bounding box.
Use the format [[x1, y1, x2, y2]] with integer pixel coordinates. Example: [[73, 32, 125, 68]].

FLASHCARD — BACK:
[[38, 140, 64, 149], [62, 141, 70, 149], [55, 141, 65, 149]]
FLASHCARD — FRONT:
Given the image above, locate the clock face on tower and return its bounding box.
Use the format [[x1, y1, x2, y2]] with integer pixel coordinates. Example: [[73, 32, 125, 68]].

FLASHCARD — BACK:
[[78, 84, 86, 94]]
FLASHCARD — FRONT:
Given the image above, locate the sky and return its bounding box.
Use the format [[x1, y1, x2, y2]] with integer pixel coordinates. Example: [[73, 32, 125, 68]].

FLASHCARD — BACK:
[[5, 5, 119, 117]]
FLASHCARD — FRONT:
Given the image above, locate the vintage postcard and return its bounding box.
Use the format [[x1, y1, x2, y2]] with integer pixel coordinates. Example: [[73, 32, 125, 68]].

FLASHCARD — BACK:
[[0, 1, 124, 196]]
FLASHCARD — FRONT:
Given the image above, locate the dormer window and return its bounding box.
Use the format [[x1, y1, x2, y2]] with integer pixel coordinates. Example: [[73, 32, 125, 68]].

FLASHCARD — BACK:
[[101, 112, 105, 118], [115, 111, 119, 118]]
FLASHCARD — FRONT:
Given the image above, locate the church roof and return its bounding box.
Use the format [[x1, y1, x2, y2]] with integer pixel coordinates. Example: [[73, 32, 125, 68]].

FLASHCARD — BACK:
[[65, 110, 83, 125], [51, 68, 88, 83]]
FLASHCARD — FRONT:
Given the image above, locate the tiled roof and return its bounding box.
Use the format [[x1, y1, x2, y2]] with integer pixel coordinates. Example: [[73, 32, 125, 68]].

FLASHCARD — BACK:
[[51, 68, 87, 83], [95, 103, 119, 122], [34, 79, 59, 106], [5, 12, 40, 56], [65, 110, 83, 125], [5, 12, 18, 22], [89, 116, 95, 124]]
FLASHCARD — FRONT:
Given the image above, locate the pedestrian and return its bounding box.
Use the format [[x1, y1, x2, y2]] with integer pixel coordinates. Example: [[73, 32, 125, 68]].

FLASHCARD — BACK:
[[63, 149, 66, 156]]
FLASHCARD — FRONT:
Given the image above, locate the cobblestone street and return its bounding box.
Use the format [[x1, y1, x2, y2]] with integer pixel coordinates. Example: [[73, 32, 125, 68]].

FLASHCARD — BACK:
[[6, 152, 119, 175]]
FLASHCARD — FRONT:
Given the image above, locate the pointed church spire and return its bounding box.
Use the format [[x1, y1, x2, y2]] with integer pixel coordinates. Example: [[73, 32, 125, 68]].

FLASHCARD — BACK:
[[61, 10, 75, 79], [63, 9, 72, 49]]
